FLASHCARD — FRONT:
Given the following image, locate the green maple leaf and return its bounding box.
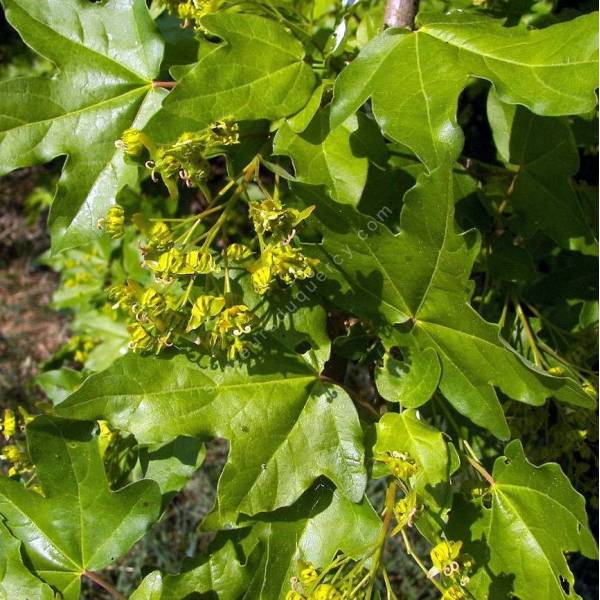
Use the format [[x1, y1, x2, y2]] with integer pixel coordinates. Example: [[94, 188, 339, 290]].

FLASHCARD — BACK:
[[0, 0, 165, 252], [131, 483, 379, 600], [374, 411, 457, 538], [376, 349, 441, 409], [156, 12, 316, 130], [57, 350, 367, 529], [241, 482, 380, 600], [132, 541, 255, 600], [304, 165, 594, 438], [487, 91, 596, 251], [448, 441, 598, 600], [0, 416, 161, 600], [331, 12, 598, 168], [0, 521, 55, 600], [273, 108, 388, 206], [140, 436, 205, 500]]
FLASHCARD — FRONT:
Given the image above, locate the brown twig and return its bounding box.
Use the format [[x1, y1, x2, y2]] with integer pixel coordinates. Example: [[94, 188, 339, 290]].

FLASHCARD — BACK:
[[83, 570, 128, 600], [466, 456, 495, 487], [384, 0, 420, 29], [152, 80, 177, 88]]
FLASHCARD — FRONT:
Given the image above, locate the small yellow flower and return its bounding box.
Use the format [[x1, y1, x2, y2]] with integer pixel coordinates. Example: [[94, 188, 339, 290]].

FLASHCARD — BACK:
[[117, 128, 146, 156], [285, 592, 305, 600], [140, 288, 166, 317], [270, 245, 318, 285], [300, 565, 319, 585], [376, 450, 419, 480], [251, 265, 273, 295], [215, 305, 255, 337], [98, 205, 125, 239], [1, 444, 31, 476], [147, 221, 173, 251], [128, 323, 157, 353], [1, 409, 16, 440], [430, 540, 462, 577], [226, 243, 253, 262], [392, 488, 419, 533], [184, 249, 219, 274], [441, 585, 466, 600], [311, 583, 342, 600], [186, 295, 226, 332], [249, 197, 315, 240], [226, 336, 247, 361]]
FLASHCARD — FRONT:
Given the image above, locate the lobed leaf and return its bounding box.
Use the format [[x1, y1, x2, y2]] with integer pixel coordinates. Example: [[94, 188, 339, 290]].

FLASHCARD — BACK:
[[487, 91, 596, 250], [375, 411, 457, 537], [305, 166, 594, 438], [0, 416, 161, 599], [0, 521, 55, 600], [331, 12, 599, 168], [159, 12, 316, 130], [274, 108, 388, 206], [449, 441, 598, 600], [0, 0, 165, 252], [57, 351, 367, 529]]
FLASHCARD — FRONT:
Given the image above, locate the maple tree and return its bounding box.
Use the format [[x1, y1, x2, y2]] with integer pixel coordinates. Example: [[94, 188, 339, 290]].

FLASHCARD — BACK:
[[0, 0, 598, 599]]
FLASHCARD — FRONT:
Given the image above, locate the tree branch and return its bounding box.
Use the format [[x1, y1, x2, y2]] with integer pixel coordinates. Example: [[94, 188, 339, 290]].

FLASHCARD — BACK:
[[384, 0, 420, 29]]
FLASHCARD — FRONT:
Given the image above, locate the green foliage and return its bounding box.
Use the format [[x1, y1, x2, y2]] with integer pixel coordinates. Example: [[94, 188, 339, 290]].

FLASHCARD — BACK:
[[0, 416, 161, 599], [0, 0, 597, 598], [448, 441, 598, 599], [0, 0, 165, 252], [331, 11, 599, 167]]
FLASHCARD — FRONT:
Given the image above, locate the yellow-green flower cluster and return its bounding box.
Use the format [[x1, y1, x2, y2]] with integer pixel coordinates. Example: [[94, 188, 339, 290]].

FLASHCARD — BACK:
[[251, 245, 318, 295], [146, 248, 219, 281], [376, 450, 419, 481], [64, 335, 98, 364], [0, 408, 33, 478], [106, 215, 258, 358], [161, 0, 220, 29], [249, 196, 314, 242], [286, 558, 376, 600], [105, 125, 319, 361], [392, 486, 420, 533], [97, 205, 125, 239], [248, 196, 318, 295], [185, 297, 257, 360], [116, 122, 239, 199], [109, 280, 186, 354], [429, 540, 474, 596]]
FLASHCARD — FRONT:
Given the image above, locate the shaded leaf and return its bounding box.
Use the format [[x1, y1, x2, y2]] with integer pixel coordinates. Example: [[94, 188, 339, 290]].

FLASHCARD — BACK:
[[0, 521, 55, 600], [241, 482, 380, 600], [449, 440, 598, 600], [57, 352, 366, 529], [274, 108, 387, 205], [305, 166, 594, 438], [376, 349, 441, 408], [331, 12, 598, 168], [0, 416, 161, 599], [159, 13, 316, 130], [487, 91, 595, 250], [139, 436, 205, 499], [132, 541, 253, 600], [35, 368, 84, 406]]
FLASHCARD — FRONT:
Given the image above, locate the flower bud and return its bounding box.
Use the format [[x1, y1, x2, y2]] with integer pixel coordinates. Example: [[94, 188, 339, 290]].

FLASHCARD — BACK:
[[118, 128, 145, 157], [98, 205, 125, 239]]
